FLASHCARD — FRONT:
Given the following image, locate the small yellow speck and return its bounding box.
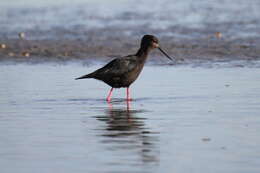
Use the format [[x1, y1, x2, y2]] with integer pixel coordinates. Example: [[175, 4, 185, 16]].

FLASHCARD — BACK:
[[215, 32, 222, 39], [22, 52, 30, 57], [0, 44, 6, 49]]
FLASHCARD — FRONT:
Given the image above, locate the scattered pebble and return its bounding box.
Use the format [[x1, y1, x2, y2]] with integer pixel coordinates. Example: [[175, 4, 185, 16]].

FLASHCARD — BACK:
[[202, 137, 211, 142], [215, 32, 222, 39], [234, 64, 244, 67], [8, 52, 15, 56], [0, 44, 6, 49], [19, 32, 25, 39], [22, 52, 30, 57], [239, 45, 249, 49]]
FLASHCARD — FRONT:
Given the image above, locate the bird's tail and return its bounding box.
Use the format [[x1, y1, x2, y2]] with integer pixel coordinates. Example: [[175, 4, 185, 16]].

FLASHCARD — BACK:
[[75, 73, 93, 80]]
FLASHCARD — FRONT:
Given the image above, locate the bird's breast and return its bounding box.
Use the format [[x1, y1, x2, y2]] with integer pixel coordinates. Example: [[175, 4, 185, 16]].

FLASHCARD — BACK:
[[122, 64, 144, 86]]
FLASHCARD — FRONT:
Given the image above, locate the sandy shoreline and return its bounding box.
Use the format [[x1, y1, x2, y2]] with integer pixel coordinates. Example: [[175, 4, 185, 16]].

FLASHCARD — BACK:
[[1, 32, 260, 65]]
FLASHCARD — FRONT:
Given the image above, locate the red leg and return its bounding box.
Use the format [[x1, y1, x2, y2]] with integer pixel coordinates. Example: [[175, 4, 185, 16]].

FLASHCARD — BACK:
[[126, 99, 130, 111], [106, 88, 113, 102], [126, 87, 132, 101]]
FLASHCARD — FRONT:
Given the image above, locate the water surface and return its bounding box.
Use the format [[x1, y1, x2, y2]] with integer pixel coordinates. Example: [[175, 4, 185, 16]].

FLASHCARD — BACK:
[[1, 64, 260, 173]]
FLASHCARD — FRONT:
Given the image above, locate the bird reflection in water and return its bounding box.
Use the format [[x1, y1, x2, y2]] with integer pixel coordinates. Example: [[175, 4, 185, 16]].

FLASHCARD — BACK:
[[95, 100, 159, 164]]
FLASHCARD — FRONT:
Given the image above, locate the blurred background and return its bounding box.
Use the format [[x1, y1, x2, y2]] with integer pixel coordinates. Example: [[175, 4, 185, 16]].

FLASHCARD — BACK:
[[0, 0, 260, 64]]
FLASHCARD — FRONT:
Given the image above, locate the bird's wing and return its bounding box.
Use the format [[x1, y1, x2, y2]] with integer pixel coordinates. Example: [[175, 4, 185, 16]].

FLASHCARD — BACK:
[[94, 55, 137, 77]]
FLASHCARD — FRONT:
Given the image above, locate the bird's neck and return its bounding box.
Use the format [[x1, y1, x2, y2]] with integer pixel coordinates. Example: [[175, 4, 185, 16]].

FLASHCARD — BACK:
[[135, 46, 152, 61]]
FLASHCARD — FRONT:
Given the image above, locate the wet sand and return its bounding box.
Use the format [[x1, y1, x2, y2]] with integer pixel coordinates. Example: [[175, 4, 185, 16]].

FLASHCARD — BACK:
[[1, 36, 260, 65]]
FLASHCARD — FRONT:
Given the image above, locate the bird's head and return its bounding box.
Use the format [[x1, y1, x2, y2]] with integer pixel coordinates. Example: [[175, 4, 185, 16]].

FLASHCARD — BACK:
[[141, 35, 159, 49], [140, 35, 173, 61]]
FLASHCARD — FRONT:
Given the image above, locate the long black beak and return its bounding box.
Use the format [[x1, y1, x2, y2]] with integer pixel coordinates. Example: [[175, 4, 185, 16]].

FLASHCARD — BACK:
[[158, 47, 173, 61]]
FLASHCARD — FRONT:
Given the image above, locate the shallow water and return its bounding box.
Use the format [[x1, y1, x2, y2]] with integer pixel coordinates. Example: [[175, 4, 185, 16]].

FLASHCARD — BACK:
[[1, 64, 260, 173]]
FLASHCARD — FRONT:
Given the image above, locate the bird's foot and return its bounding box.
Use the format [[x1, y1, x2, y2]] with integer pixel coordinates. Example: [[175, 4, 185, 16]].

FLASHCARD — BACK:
[[106, 88, 113, 102]]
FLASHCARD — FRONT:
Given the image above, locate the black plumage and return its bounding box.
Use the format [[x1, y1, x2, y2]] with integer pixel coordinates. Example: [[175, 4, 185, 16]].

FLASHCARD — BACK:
[[75, 35, 173, 101]]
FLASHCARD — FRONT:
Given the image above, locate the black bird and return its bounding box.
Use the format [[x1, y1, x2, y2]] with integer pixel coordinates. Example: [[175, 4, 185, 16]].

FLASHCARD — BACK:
[[75, 35, 173, 102]]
